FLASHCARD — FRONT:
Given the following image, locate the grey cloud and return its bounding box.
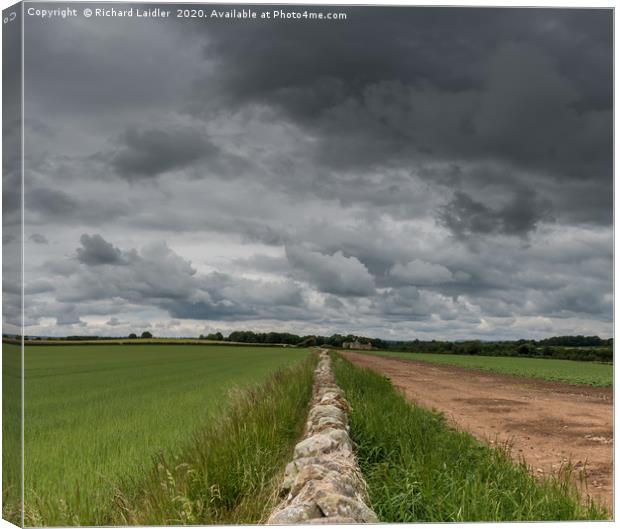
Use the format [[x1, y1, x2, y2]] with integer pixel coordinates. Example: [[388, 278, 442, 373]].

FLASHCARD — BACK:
[[286, 245, 375, 297], [29, 233, 49, 244], [108, 126, 219, 180], [17, 7, 612, 340], [524, 281, 612, 320], [25, 118, 54, 138], [43, 259, 81, 277], [24, 279, 55, 295], [24, 13, 203, 118], [26, 187, 130, 225], [185, 12, 610, 229], [56, 311, 85, 326], [233, 254, 292, 276], [324, 295, 345, 310], [192, 9, 609, 117], [2, 172, 21, 220], [28, 224, 612, 337], [76, 234, 124, 266], [28, 187, 76, 216], [44, 235, 310, 324], [161, 275, 309, 321], [390, 259, 454, 286], [368, 287, 431, 322], [239, 223, 289, 246], [211, 273, 303, 308], [438, 189, 552, 239], [295, 220, 416, 283]]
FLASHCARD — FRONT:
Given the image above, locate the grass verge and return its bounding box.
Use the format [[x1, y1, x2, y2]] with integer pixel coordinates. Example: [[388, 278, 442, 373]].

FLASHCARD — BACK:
[[332, 353, 608, 522], [109, 353, 317, 526]]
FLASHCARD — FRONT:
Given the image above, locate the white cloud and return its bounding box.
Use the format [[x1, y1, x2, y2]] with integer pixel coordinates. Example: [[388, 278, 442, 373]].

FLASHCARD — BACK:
[[285, 245, 375, 297]]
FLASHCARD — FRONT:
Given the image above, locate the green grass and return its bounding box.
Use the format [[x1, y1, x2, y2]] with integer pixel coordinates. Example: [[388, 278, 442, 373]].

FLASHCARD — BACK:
[[332, 353, 608, 522], [3, 344, 22, 526], [114, 354, 317, 525], [362, 350, 612, 387], [16, 344, 308, 526]]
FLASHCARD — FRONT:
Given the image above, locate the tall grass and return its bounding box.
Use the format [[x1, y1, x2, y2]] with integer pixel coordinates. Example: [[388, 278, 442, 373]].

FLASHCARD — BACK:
[[110, 354, 317, 525], [332, 353, 608, 522]]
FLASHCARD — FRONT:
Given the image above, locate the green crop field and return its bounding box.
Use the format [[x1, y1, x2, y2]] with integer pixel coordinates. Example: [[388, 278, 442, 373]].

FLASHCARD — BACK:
[[2, 343, 21, 525], [362, 350, 612, 387], [4, 343, 308, 525]]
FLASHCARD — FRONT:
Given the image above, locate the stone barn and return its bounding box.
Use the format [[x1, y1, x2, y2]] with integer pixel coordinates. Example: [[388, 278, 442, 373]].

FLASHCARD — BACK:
[[342, 340, 372, 350]]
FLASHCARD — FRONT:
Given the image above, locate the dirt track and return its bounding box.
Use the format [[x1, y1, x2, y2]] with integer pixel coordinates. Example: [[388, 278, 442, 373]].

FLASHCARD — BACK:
[[343, 352, 613, 509]]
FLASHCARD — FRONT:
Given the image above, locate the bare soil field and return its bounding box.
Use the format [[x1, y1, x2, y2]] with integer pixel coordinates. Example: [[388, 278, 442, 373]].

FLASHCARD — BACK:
[[343, 352, 613, 509]]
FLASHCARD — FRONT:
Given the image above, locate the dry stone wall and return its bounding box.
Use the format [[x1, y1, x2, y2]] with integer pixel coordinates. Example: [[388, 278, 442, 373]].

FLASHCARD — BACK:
[[267, 350, 378, 524]]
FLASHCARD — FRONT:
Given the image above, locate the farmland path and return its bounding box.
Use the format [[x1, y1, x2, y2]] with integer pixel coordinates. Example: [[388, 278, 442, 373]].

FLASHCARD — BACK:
[[342, 351, 613, 510]]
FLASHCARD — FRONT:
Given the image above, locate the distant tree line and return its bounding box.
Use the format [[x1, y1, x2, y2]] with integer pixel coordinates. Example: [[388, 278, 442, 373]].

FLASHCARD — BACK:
[[59, 331, 155, 340], [197, 332, 612, 363], [537, 335, 610, 347], [379, 336, 613, 363], [198, 331, 375, 347], [128, 332, 152, 339], [6, 332, 612, 363]]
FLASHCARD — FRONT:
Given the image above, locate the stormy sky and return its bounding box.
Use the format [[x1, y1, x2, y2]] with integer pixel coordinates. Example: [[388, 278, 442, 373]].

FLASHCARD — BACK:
[[6, 4, 613, 339]]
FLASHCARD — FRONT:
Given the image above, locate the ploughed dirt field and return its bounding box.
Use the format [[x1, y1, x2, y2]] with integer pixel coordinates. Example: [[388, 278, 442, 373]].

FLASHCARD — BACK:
[[342, 352, 613, 509]]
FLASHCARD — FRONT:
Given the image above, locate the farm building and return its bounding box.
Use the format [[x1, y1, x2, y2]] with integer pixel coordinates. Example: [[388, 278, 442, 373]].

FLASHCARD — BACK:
[[342, 340, 372, 350]]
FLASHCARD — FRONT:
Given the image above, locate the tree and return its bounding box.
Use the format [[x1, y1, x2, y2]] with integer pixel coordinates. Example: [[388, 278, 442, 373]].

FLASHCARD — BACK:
[[517, 344, 531, 356], [298, 336, 317, 347], [128, 333, 137, 339], [141, 331, 153, 339]]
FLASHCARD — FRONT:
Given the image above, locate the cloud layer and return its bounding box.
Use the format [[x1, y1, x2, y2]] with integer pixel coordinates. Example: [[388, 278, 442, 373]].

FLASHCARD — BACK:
[[7, 5, 612, 340]]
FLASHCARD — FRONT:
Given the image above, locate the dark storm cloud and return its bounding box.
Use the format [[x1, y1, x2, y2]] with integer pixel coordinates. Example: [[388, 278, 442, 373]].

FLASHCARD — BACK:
[[24, 7, 612, 230], [2, 20, 22, 336], [76, 234, 124, 266], [108, 126, 220, 180], [191, 8, 610, 115], [438, 189, 552, 239], [18, 6, 612, 340], [23, 10, 202, 117], [187, 7, 611, 229]]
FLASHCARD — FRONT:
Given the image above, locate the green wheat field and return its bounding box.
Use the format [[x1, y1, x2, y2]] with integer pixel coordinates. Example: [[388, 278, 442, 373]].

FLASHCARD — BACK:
[[3, 344, 309, 525], [362, 350, 612, 386]]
